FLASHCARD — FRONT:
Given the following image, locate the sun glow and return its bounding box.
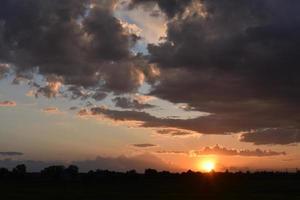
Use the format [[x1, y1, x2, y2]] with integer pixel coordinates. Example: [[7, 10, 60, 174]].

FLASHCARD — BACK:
[[199, 159, 216, 172]]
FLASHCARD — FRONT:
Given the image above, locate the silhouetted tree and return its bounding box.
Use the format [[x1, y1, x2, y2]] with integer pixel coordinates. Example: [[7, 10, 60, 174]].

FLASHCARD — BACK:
[[12, 164, 26, 177], [41, 165, 65, 179], [126, 170, 138, 179], [126, 169, 137, 175], [145, 168, 158, 177], [65, 165, 79, 177], [0, 167, 10, 177]]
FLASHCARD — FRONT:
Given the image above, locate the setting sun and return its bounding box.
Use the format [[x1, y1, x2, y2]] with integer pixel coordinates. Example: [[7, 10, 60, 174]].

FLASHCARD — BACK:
[[199, 160, 216, 172]]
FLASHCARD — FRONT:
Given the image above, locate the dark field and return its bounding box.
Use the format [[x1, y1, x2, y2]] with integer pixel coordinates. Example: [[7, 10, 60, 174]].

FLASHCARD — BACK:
[[1, 166, 300, 200]]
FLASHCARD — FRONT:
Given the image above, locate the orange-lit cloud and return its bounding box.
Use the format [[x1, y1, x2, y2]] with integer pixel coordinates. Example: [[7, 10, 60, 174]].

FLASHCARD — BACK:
[[42, 107, 63, 114], [156, 145, 286, 157], [0, 101, 16, 107], [190, 145, 286, 157]]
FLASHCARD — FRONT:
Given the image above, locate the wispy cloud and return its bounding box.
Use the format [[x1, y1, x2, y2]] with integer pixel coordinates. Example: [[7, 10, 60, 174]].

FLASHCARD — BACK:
[[132, 143, 157, 148], [0, 152, 23, 156], [0, 101, 16, 107], [42, 107, 63, 114]]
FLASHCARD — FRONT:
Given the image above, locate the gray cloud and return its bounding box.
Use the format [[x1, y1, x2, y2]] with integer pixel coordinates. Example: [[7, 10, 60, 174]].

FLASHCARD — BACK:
[[0, 152, 23, 156], [240, 128, 300, 145]]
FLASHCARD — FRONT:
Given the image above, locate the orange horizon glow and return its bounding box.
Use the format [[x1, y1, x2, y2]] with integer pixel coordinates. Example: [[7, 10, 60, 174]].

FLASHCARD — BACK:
[[198, 158, 216, 172]]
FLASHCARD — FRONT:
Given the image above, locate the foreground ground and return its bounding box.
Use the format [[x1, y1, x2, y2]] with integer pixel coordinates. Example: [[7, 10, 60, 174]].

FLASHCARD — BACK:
[[0, 170, 300, 199]]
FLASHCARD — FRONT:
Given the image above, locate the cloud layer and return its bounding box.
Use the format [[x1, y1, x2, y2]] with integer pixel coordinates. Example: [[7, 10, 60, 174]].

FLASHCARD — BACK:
[[2, 0, 300, 145], [0, 154, 175, 172]]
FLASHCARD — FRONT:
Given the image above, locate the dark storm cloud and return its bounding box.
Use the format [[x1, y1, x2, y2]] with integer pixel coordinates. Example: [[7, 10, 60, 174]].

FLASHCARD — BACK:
[[0, 0, 149, 96], [0, 152, 23, 156], [129, 0, 300, 144], [240, 128, 300, 145], [113, 97, 155, 110], [129, 0, 193, 18]]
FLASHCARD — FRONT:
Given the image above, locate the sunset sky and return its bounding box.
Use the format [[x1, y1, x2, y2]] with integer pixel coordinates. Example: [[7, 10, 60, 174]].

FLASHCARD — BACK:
[[0, 0, 300, 172]]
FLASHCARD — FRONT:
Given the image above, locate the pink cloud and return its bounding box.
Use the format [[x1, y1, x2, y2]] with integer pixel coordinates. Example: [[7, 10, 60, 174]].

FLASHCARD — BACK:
[[0, 101, 16, 107]]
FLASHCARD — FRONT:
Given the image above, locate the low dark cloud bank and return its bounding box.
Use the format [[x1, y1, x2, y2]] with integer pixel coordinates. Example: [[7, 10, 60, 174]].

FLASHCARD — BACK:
[[73, 154, 174, 172], [0, 154, 175, 172]]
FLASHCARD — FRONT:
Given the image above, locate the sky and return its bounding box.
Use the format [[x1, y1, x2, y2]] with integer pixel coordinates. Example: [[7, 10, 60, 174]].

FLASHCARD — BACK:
[[0, 0, 300, 172]]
